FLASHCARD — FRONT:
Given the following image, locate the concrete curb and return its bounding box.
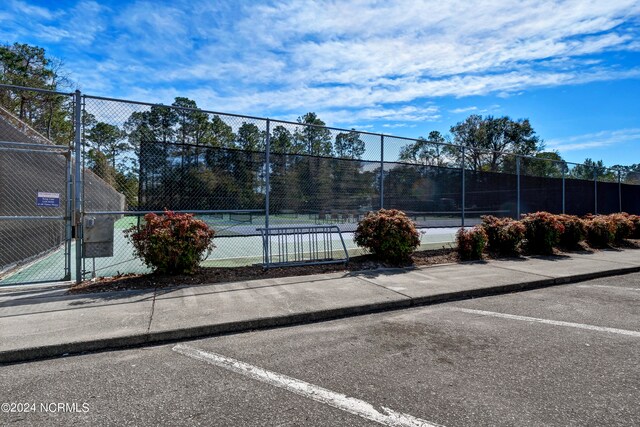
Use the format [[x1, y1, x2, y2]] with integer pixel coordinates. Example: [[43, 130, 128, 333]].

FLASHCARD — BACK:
[[2, 265, 639, 365]]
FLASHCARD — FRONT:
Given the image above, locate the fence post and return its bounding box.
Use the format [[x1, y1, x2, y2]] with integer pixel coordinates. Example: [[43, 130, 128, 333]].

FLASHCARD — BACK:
[[594, 168, 598, 215], [562, 162, 566, 214], [264, 118, 271, 268], [380, 134, 384, 210], [516, 155, 521, 219], [461, 146, 465, 228], [618, 169, 622, 213], [74, 90, 83, 283], [64, 149, 72, 281]]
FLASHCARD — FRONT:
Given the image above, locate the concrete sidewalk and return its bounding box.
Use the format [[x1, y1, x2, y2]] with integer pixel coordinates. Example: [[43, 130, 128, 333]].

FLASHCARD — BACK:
[[1, 248, 639, 364]]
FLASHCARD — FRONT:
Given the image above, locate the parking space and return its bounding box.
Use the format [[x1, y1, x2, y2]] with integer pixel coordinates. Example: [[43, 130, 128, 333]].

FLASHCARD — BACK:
[[2, 273, 639, 426], [453, 274, 640, 333]]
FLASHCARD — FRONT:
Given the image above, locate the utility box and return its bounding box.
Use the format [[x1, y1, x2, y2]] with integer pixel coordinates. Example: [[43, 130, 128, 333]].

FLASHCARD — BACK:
[[83, 216, 115, 258]]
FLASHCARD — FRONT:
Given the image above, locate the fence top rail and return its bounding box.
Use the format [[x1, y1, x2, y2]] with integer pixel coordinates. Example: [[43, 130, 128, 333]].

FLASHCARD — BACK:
[[83, 93, 387, 138], [0, 83, 74, 96], [0, 140, 69, 151], [0, 146, 70, 155], [0, 216, 65, 221], [82, 93, 270, 122]]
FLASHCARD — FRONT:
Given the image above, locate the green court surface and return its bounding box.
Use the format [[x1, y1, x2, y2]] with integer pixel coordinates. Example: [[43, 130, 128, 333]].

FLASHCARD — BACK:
[[0, 216, 458, 286]]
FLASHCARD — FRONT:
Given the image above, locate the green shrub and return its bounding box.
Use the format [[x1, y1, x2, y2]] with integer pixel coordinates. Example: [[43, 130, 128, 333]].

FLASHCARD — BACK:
[[124, 210, 215, 274], [480, 215, 525, 255], [608, 213, 635, 242], [456, 226, 488, 260], [354, 209, 421, 263], [585, 216, 615, 248], [521, 212, 564, 255], [556, 214, 586, 248]]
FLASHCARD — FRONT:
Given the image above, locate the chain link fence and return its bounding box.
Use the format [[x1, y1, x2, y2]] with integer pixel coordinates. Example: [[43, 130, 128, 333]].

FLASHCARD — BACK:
[[0, 86, 74, 284], [0, 83, 639, 284]]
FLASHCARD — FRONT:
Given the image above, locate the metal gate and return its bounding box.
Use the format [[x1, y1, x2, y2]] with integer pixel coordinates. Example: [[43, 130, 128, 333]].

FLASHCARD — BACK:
[[0, 140, 73, 285]]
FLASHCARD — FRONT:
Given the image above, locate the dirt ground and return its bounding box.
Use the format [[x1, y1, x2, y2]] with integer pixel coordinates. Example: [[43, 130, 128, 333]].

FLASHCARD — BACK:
[[69, 240, 639, 294]]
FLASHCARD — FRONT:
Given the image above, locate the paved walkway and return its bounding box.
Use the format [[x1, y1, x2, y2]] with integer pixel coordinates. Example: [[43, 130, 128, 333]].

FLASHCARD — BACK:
[[1, 248, 639, 364]]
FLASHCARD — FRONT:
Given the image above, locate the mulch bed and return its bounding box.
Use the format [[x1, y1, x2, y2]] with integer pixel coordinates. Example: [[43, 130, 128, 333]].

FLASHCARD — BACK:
[[68, 239, 640, 295], [68, 248, 459, 294]]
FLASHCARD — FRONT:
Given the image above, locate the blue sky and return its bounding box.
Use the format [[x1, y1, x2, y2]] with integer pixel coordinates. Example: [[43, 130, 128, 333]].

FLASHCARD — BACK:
[[1, 0, 639, 166]]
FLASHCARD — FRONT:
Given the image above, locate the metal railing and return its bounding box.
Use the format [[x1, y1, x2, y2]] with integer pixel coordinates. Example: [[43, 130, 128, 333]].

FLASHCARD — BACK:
[[258, 225, 349, 268]]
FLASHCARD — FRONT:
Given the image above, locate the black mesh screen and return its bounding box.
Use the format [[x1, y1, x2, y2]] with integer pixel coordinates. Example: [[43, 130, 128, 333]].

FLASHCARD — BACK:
[[138, 142, 266, 211], [597, 181, 621, 215], [565, 178, 596, 216], [621, 184, 640, 214], [520, 175, 563, 214], [383, 162, 462, 227], [465, 170, 517, 219]]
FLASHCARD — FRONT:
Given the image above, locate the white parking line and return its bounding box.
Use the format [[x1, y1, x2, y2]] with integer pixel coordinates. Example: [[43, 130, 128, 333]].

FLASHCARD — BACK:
[[173, 344, 442, 427], [452, 308, 640, 337], [577, 284, 640, 292]]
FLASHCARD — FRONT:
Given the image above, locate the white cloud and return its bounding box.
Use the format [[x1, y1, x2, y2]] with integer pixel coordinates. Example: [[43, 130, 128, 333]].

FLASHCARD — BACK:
[[382, 123, 417, 128], [9, 0, 61, 20], [449, 106, 478, 114], [1, 1, 108, 47], [156, 68, 640, 118], [547, 128, 640, 151], [2, 0, 639, 126], [348, 124, 374, 129], [130, 0, 639, 121], [337, 105, 440, 122]]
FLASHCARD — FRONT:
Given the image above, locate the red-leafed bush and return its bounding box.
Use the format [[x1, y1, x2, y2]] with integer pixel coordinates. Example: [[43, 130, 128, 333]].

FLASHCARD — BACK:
[[608, 213, 635, 242], [125, 210, 215, 274], [480, 215, 525, 255], [521, 212, 564, 255], [585, 215, 615, 248], [456, 226, 488, 260], [354, 209, 420, 263], [556, 214, 586, 248], [629, 214, 640, 239]]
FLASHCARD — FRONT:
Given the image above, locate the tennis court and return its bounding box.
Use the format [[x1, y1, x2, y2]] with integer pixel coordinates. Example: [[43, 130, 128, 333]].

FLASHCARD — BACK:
[[0, 212, 461, 285]]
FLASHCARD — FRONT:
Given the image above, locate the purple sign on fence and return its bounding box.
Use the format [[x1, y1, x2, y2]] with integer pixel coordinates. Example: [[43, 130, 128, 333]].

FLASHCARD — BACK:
[[36, 192, 60, 208]]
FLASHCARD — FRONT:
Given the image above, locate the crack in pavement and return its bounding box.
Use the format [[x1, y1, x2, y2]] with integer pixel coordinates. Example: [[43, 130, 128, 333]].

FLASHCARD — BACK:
[[146, 287, 158, 334], [353, 275, 413, 299]]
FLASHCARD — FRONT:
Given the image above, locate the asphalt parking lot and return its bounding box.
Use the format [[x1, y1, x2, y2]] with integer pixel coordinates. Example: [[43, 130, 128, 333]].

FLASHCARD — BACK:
[[2, 273, 639, 426]]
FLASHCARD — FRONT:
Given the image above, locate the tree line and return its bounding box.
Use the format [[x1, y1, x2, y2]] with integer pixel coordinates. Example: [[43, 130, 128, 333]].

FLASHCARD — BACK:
[[120, 104, 373, 212], [0, 43, 72, 145], [398, 116, 636, 182]]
